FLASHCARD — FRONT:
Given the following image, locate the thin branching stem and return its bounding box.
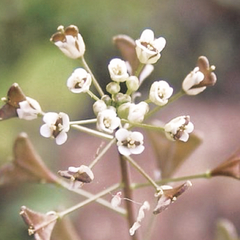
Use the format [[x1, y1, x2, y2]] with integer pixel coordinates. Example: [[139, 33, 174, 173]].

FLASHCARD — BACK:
[[58, 183, 120, 218], [58, 180, 126, 216], [146, 90, 185, 119], [132, 171, 211, 189], [124, 155, 160, 191], [71, 124, 113, 140], [89, 138, 116, 168], [80, 56, 105, 97]]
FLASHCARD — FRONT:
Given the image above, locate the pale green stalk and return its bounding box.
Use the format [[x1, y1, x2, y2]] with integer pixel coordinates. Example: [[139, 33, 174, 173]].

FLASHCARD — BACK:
[[80, 56, 105, 97], [71, 124, 113, 140], [58, 183, 120, 218]]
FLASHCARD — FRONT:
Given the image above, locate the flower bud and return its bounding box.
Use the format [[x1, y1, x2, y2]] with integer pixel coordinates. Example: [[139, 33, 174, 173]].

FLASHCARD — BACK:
[[93, 100, 107, 116], [128, 101, 149, 123], [126, 76, 140, 92], [114, 93, 131, 106], [106, 82, 121, 94]]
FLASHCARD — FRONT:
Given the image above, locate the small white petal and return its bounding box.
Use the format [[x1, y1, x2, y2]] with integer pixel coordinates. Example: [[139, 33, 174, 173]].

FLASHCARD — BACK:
[[129, 222, 141, 236], [56, 131, 68, 145], [40, 124, 52, 138]]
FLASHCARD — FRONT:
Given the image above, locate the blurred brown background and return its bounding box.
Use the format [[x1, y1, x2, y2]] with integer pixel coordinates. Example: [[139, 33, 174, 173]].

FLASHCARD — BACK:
[[0, 0, 240, 239]]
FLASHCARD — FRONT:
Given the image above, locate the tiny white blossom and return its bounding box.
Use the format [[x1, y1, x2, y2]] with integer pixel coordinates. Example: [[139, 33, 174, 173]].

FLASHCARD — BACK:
[[50, 25, 85, 59], [97, 109, 120, 133], [129, 201, 150, 236], [149, 80, 173, 106], [17, 97, 42, 120], [108, 58, 129, 82], [135, 29, 166, 64], [40, 112, 70, 145], [164, 116, 194, 142], [67, 68, 92, 93], [111, 192, 122, 208], [128, 102, 149, 123], [115, 128, 145, 156], [182, 67, 205, 95]]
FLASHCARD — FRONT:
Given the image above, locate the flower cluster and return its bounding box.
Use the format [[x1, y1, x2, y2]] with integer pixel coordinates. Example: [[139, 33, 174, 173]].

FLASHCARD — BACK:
[[0, 24, 222, 240]]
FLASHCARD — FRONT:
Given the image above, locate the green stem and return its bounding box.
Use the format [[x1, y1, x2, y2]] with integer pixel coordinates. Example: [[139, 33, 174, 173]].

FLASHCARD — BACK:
[[70, 119, 97, 125], [146, 90, 185, 119], [58, 183, 120, 218], [71, 124, 113, 140], [87, 90, 100, 101], [121, 119, 165, 131], [134, 63, 145, 78], [124, 155, 160, 191], [80, 56, 104, 97], [132, 171, 211, 189], [89, 138, 116, 168], [58, 180, 126, 216]]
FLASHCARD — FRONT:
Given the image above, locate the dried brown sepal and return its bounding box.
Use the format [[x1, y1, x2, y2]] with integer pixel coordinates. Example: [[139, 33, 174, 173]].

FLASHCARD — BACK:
[[210, 148, 240, 179], [0, 83, 26, 120], [113, 34, 140, 75], [50, 25, 79, 43], [194, 56, 217, 88], [0, 133, 59, 186], [58, 166, 94, 184], [20, 206, 58, 240], [147, 122, 202, 178], [153, 181, 192, 215]]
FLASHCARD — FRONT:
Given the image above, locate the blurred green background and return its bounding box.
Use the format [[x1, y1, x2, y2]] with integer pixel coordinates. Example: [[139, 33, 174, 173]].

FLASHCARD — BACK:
[[0, 0, 240, 239]]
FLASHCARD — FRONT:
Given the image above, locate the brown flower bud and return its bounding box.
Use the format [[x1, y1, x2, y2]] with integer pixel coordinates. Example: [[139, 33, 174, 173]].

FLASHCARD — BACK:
[[0, 83, 26, 120], [195, 56, 217, 88]]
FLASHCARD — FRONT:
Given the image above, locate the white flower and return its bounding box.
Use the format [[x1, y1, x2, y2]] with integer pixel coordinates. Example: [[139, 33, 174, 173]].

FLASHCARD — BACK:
[[135, 29, 166, 64], [67, 68, 92, 93], [115, 128, 145, 156], [128, 102, 149, 123], [108, 58, 129, 82], [111, 192, 122, 208], [129, 201, 150, 236], [40, 112, 70, 145], [182, 67, 205, 95], [97, 109, 120, 133], [50, 25, 85, 59], [149, 80, 173, 106], [164, 116, 194, 142], [17, 97, 42, 120]]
